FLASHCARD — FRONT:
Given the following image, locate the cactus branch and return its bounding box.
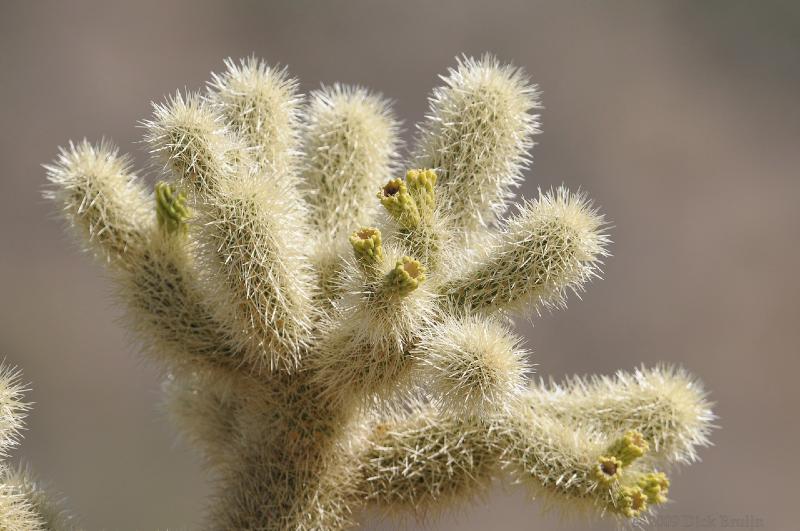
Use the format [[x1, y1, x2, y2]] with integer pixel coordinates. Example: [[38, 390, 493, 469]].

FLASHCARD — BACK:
[[33, 54, 715, 530]]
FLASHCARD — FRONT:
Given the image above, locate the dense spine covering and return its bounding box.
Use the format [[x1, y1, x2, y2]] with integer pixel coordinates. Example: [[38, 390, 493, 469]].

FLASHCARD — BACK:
[[301, 84, 399, 239], [414, 54, 541, 238], [0, 366, 75, 531], [299, 85, 399, 305], [442, 187, 608, 315], [413, 315, 530, 416], [30, 54, 714, 530], [144, 92, 314, 371]]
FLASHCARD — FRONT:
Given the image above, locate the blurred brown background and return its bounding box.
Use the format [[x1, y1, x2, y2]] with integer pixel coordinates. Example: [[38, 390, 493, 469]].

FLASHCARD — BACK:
[[1, 0, 798, 529]]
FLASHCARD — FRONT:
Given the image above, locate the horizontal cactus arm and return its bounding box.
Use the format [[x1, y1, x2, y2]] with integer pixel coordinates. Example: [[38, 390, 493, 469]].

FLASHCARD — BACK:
[[356, 406, 503, 514], [356, 396, 681, 522], [439, 187, 608, 316], [524, 365, 714, 464]]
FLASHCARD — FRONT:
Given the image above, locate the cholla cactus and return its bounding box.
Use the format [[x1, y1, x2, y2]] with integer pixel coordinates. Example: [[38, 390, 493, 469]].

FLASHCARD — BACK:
[[0, 366, 74, 530], [31, 55, 714, 530]]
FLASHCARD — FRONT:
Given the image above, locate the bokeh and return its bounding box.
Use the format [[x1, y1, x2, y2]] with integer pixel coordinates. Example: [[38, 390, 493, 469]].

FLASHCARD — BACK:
[[1, 1, 797, 529]]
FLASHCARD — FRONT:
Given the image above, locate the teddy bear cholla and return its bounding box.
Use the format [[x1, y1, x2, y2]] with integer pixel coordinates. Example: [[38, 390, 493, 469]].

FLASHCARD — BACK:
[[0, 55, 712, 530]]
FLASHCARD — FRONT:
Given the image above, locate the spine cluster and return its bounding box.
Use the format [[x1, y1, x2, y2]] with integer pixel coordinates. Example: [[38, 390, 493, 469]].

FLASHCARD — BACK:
[[3, 54, 715, 530]]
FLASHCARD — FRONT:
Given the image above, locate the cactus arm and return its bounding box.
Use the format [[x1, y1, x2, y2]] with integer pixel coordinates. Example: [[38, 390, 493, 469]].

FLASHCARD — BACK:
[[298, 85, 399, 306], [440, 187, 608, 316], [357, 405, 503, 514], [358, 398, 684, 522], [310, 230, 434, 406], [45, 141, 238, 372], [524, 366, 714, 464], [0, 366, 75, 531], [144, 93, 315, 371], [413, 54, 541, 239]]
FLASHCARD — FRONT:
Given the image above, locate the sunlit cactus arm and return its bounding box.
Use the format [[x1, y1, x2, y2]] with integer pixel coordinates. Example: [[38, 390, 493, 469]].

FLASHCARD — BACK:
[[208, 57, 303, 179], [0, 468, 49, 531], [298, 85, 399, 305], [44, 140, 151, 266], [0, 366, 27, 460], [357, 404, 504, 515], [356, 403, 675, 522], [45, 143, 239, 373], [207, 57, 308, 232], [144, 93, 315, 371], [440, 187, 608, 315], [413, 54, 541, 237], [502, 406, 671, 519], [524, 366, 714, 464], [301, 84, 399, 238]]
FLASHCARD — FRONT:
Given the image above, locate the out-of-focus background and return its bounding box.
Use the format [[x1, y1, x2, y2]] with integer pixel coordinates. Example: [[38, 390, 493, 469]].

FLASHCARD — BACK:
[[1, 1, 798, 529]]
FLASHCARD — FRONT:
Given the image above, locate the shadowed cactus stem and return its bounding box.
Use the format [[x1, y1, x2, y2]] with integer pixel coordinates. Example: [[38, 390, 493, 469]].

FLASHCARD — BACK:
[[17, 54, 715, 530]]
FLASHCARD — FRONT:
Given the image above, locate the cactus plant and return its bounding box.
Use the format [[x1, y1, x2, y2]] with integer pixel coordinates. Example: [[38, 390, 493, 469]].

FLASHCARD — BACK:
[[2, 54, 713, 530]]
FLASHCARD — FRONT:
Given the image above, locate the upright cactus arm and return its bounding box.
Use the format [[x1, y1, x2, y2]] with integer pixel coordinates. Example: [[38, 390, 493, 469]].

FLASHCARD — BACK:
[[144, 93, 315, 371], [310, 229, 434, 407], [45, 142, 236, 373], [301, 84, 399, 239], [298, 84, 400, 304], [44, 140, 151, 266], [413, 54, 541, 239], [208, 57, 303, 180]]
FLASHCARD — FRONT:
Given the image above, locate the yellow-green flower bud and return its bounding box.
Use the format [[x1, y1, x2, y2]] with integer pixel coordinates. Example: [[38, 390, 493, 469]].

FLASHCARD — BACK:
[[384, 256, 426, 296], [607, 430, 649, 466], [405, 168, 437, 215], [378, 178, 420, 228], [614, 485, 648, 518], [155, 181, 190, 235], [350, 227, 384, 266], [638, 471, 670, 505]]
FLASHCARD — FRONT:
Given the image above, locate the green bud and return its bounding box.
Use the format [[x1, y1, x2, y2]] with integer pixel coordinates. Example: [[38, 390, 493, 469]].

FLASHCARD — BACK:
[[155, 181, 190, 235], [405, 168, 437, 214], [613, 485, 648, 518], [594, 455, 623, 484]]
